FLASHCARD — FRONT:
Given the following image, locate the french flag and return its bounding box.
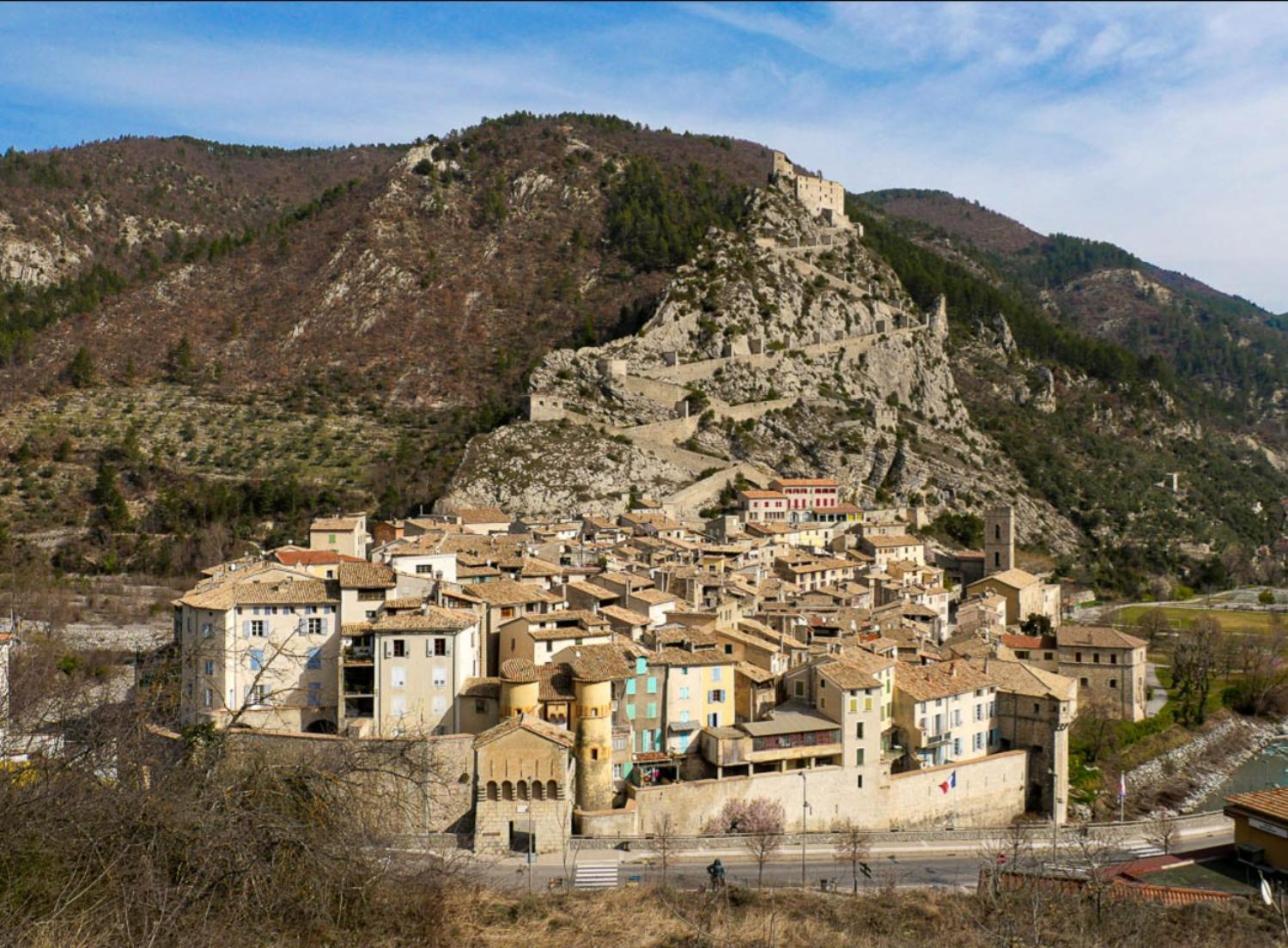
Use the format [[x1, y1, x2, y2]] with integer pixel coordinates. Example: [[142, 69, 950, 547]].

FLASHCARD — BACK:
[[938, 770, 957, 794]]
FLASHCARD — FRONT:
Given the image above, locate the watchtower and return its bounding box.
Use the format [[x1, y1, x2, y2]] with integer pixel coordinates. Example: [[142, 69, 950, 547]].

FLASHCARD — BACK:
[[984, 506, 1015, 575]]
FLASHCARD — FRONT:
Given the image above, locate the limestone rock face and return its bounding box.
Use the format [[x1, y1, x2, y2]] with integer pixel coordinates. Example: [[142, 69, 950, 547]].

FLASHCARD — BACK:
[[441, 186, 1080, 549]]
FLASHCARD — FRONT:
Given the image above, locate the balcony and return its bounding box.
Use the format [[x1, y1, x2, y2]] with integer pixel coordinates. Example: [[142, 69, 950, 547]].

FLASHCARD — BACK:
[[343, 645, 373, 663]]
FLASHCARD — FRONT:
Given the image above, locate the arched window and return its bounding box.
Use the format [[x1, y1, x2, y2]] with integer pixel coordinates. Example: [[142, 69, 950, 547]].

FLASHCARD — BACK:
[[486, 781, 498, 801], [502, 781, 514, 801], [547, 779, 558, 800], [533, 780, 545, 801], [517, 780, 529, 801]]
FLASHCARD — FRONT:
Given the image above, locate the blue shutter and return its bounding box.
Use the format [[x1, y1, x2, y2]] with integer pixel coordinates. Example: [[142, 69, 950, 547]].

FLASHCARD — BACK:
[[307, 647, 321, 670]]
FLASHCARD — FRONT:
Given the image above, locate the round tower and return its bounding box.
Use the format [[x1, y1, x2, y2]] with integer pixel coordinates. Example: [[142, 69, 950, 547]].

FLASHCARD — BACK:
[[499, 659, 539, 718], [572, 676, 614, 812]]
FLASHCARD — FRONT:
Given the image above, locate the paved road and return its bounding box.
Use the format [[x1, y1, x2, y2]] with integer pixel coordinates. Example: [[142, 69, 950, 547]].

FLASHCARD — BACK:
[[411, 815, 1233, 893]]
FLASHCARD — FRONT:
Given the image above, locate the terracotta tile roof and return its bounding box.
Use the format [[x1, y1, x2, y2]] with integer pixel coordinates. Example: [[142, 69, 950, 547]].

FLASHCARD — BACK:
[[1057, 625, 1147, 650], [567, 580, 618, 600], [456, 564, 502, 578], [1000, 633, 1048, 650], [600, 605, 650, 627], [651, 647, 733, 668], [371, 607, 476, 633], [500, 658, 538, 682], [736, 661, 776, 684], [1225, 787, 1288, 822], [469, 580, 563, 606], [553, 644, 633, 682], [971, 567, 1040, 589], [973, 658, 1076, 701], [455, 507, 509, 525], [739, 489, 786, 500], [181, 577, 336, 610], [337, 561, 397, 589], [310, 516, 364, 531], [863, 534, 924, 548], [629, 587, 677, 606], [538, 664, 576, 701], [474, 712, 573, 749], [896, 659, 994, 701], [383, 597, 423, 611], [770, 477, 839, 488], [272, 549, 366, 566]]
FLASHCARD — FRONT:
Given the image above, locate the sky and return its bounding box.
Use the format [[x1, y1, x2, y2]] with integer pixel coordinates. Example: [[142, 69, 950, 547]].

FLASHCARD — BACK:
[[3, 2, 1287, 311]]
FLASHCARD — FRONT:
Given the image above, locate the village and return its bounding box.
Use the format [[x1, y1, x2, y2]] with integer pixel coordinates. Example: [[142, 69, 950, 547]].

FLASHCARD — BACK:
[[167, 487, 1150, 855]]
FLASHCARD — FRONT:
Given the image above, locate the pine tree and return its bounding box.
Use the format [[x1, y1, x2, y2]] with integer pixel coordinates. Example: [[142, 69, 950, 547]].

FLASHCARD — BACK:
[[65, 346, 94, 388]]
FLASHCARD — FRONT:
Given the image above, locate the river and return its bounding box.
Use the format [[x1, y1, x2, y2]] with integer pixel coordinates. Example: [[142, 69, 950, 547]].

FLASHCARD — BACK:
[[1197, 737, 1288, 811]]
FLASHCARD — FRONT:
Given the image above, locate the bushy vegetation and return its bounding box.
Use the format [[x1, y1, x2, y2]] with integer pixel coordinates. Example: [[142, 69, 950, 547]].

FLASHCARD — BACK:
[[1013, 233, 1139, 288], [606, 156, 747, 270], [847, 200, 1166, 389]]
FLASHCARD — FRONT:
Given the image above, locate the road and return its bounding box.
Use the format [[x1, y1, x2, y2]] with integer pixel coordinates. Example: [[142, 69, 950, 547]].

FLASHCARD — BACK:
[[407, 813, 1234, 893]]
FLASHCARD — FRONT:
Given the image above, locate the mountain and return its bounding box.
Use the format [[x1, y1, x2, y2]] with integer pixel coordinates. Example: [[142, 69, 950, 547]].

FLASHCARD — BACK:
[[857, 189, 1288, 413], [0, 114, 1282, 595]]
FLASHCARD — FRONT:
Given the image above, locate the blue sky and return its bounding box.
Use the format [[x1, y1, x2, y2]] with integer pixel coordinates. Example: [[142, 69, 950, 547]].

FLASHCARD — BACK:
[[4, 2, 1288, 310]]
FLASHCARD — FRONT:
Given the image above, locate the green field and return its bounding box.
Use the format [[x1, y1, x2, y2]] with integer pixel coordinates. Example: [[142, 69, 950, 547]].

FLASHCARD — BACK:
[[1113, 604, 1280, 635]]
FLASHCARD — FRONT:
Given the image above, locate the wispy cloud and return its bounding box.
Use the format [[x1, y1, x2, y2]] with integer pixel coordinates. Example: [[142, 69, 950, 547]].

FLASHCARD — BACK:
[[2, 2, 1287, 309]]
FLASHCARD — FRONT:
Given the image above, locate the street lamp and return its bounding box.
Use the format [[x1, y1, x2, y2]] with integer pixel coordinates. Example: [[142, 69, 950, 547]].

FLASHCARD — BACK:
[[799, 771, 811, 888]]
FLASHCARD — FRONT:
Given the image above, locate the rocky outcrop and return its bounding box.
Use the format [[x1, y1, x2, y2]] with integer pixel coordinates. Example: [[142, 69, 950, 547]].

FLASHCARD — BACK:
[[442, 186, 1081, 549]]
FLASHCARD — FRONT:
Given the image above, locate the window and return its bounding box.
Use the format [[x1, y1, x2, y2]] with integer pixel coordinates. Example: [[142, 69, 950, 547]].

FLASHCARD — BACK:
[[864, 696, 873, 712], [392, 667, 406, 688], [1093, 652, 1100, 664], [646, 676, 658, 694], [848, 697, 858, 713], [711, 666, 722, 682], [855, 749, 865, 766], [646, 702, 657, 718], [953, 709, 962, 727], [1044, 651, 1053, 660], [203, 687, 213, 708], [416, 564, 434, 574], [328, 533, 336, 544], [201, 623, 213, 639], [432, 696, 447, 713], [393, 639, 407, 658], [635, 657, 647, 675], [249, 649, 264, 671], [391, 696, 407, 718], [366, 611, 377, 620], [708, 689, 725, 703], [626, 704, 636, 720], [973, 732, 982, 751], [1075, 651, 1082, 662], [250, 620, 266, 637], [204, 659, 215, 676], [1109, 678, 1118, 689], [475, 699, 487, 714], [856, 774, 863, 788], [856, 722, 864, 739], [1110, 654, 1118, 665], [724, 643, 733, 655], [626, 679, 637, 695], [679, 709, 689, 723], [794, 681, 805, 697], [434, 638, 447, 656], [249, 684, 268, 706], [590, 748, 599, 761], [952, 738, 962, 757], [306, 647, 321, 670], [308, 617, 324, 635], [678, 686, 690, 700], [1080, 677, 1089, 687], [1015, 650, 1029, 659], [545, 641, 553, 653]]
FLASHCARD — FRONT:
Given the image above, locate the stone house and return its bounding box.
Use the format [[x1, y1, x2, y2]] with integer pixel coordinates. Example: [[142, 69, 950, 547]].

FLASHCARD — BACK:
[[308, 514, 371, 559], [497, 610, 613, 667], [965, 568, 1061, 629], [369, 607, 480, 737], [467, 580, 564, 677], [473, 714, 575, 855], [176, 565, 340, 733], [1056, 625, 1148, 722], [892, 660, 998, 769], [973, 658, 1077, 823], [861, 534, 927, 570]]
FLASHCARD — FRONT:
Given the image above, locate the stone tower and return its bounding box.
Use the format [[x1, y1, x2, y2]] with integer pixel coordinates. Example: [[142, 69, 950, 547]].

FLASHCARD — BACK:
[[499, 659, 539, 718], [929, 294, 948, 337], [984, 506, 1014, 575], [572, 676, 614, 812]]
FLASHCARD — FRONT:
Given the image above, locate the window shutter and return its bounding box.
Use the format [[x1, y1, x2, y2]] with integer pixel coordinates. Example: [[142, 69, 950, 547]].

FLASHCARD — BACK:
[[242, 620, 252, 638], [426, 639, 432, 658], [383, 639, 392, 658]]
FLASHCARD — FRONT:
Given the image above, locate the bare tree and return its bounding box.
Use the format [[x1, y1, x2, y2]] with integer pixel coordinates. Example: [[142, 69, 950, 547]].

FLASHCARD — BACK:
[[832, 818, 871, 894], [1145, 812, 1178, 854], [1134, 609, 1172, 650], [1173, 618, 1226, 725], [649, 812, 678, 886]]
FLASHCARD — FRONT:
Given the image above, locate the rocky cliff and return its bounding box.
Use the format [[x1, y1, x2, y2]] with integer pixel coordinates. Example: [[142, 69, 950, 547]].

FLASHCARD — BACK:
[[443, 186, 1081, 550]]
